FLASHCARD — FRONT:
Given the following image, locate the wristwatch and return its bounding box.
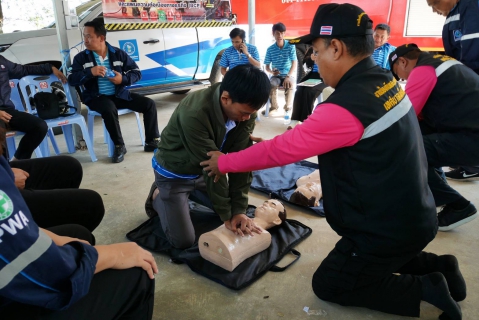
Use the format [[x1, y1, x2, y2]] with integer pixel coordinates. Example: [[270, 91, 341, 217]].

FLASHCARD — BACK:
[[247, 53, 252, 58]]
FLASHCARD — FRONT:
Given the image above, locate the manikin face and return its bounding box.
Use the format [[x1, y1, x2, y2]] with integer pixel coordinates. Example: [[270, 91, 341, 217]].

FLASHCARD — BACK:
[[220, 91, 257, 122], [83, 26, 104, 52], [373, 29, 390, 49], [296, 182, 322, 202], [255, 199, 284, 223], [231, 35, 243, 51], [426, 0, 457, 16]]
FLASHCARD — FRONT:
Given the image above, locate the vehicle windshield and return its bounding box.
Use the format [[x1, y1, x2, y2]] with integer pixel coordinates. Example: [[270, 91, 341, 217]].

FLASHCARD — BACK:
[[44, 1, 102, 28]]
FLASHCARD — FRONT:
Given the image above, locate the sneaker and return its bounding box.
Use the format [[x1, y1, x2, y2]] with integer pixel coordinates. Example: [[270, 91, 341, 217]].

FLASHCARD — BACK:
[[261, 107, 278, 116], [144, 138, 160, 152], [112, 145, 127, 163], [438, 202, 478, 231], [445, 168, 479, 181]]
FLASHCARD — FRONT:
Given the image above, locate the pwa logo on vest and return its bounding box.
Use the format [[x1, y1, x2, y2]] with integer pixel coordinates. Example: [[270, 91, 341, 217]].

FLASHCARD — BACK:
[[0, 190, 30, 243]]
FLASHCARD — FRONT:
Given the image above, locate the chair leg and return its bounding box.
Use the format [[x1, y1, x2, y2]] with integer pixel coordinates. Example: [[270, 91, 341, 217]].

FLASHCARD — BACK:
[[6, 136, 17, 160], [33, 147, 43, 159], [61, 125, 77, 154], [134, 112, 145, 146], [76, 118, 97, 162], [47, 128, 61, 155], [87, 114, 95, 146], [264, 99, 271, 117], [104, 122, 114, 158]]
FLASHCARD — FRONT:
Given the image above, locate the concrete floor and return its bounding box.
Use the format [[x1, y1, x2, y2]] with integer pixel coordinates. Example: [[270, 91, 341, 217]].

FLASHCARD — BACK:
[[56, 90, 478, 320]]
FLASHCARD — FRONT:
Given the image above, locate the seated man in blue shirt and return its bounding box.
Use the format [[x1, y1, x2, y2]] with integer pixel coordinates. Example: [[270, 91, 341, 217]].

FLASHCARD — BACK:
[[263, 22, 298, 114], [69, 18, 160, 163], [371, 23, 396, 70], [219, 28, 261, 76]]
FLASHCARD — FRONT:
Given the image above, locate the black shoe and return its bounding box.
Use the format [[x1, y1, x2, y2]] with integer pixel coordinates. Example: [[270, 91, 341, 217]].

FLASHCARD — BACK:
[[112, 145, 127, 163], [445, 168, 479, 181], [145, 181, 159, 218], [438, 202, 478, 231], [144, 138, 160, 152]]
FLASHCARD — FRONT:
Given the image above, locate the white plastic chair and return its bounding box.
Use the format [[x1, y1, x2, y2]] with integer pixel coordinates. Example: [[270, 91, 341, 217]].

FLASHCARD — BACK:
[[18, 75, 97, 162]]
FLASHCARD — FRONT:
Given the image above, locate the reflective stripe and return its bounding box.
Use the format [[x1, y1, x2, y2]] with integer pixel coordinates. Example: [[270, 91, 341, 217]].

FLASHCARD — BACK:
[[361, 95, 412, 140], [445, 14, 460, 25], [83, 62, 94, 69], [436, 60, 462, 77], [0, 231, 52, 290], [113, 61, 123, 66], [460, 32, 479, 41]]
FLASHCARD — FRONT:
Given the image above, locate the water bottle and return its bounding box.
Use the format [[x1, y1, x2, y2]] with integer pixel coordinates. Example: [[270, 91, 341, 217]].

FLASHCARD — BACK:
[[283, 110, 291, 125]]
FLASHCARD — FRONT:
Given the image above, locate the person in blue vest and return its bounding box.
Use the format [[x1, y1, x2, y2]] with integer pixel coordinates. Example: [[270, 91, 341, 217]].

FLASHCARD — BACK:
[[426, 0, 479, 181], [263, 22, 298, 114], [69, 18, 160, 164], [389, 44, 478, 232], [219, 28, 261, 76], [371, 23, 396, 70], [0, 130, 157, 319]]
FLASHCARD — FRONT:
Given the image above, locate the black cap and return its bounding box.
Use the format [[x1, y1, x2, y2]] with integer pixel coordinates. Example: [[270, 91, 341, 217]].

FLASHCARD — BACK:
[[388, 43, 420, 80], [290, 3, 373, 45]]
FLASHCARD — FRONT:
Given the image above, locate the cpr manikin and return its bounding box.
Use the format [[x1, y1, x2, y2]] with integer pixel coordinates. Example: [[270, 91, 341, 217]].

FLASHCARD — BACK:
[[199, 199, 286, 271], [290, 169, 322, 207]]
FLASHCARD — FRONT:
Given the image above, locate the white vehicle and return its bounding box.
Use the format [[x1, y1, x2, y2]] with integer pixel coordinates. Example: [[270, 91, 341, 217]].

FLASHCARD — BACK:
[[0, 0, 231, 95]]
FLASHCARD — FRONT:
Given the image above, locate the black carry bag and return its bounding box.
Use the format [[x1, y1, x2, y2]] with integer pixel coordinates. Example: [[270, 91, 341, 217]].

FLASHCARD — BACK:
[[127, 201, 312, 290], [32, 88, 77, 120]]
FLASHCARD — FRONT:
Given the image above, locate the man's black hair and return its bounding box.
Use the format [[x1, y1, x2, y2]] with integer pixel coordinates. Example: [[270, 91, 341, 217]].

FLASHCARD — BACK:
[[220, 64, 270, 110], [272, 22, 287, 33], [84, 17, 107, 38], [375, 23, 391, 35], [229, 28, 246, 41], [323, 35, 375, 58]]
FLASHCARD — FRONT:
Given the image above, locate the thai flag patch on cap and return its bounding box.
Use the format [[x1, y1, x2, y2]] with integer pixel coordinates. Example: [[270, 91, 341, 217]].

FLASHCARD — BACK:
[[320, 26, 333, 35]]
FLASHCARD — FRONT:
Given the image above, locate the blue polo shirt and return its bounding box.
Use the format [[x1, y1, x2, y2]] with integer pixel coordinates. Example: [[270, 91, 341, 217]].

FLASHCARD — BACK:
[[219, 43, 260, 70], [372, 42, 396, 70], [264, 40, 297, 76], [93, 51, 116, 95]]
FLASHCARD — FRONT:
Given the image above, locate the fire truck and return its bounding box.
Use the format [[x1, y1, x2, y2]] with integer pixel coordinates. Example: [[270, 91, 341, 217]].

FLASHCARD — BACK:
[[0, 0, 446, 95]]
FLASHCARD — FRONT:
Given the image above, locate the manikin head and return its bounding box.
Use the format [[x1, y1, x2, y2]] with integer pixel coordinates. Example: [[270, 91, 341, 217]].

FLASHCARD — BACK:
[[426, 0, 458, 17], [83, 18, 107, 53], [291, 182, 322, 207], [289, 3, 374, 88], [373, 24, 391, 49], [388, 43, 421, 80], [254, 199, 287, 229]]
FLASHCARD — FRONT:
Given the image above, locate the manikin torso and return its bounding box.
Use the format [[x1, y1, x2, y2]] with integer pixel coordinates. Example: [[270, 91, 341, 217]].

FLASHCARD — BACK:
[[199, 199, 285, 271]]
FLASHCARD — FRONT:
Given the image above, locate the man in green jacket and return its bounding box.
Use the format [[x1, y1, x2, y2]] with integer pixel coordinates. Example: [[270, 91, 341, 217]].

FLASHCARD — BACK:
[[151, 64, 270, 249]]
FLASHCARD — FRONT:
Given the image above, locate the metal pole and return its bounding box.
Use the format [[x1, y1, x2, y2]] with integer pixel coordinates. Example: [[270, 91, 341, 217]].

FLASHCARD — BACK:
[[248, 0, 255, 45], [52, 0, 83, 145]]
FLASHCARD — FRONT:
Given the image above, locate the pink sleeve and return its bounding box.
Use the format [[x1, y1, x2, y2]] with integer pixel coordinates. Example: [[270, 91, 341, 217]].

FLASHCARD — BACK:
[[218, 103, 364, 173], [405, 66, 437, 115]]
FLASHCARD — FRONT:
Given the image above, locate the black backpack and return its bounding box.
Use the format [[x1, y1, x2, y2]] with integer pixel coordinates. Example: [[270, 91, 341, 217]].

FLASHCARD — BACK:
[[32, 87, 77, 120]]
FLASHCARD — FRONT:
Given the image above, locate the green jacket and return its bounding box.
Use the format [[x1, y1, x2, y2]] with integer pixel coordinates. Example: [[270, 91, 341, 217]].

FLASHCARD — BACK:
[[154, 83, 256, 221]]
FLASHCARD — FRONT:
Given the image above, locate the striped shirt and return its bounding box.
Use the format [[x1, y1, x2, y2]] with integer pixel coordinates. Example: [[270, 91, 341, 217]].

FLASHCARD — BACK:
[[153, 119, 237, 179], [93, 51, 115, 95], [372, 43, 396, 70], [264, 40, 297, 76], [219, 43, 260, 70]]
